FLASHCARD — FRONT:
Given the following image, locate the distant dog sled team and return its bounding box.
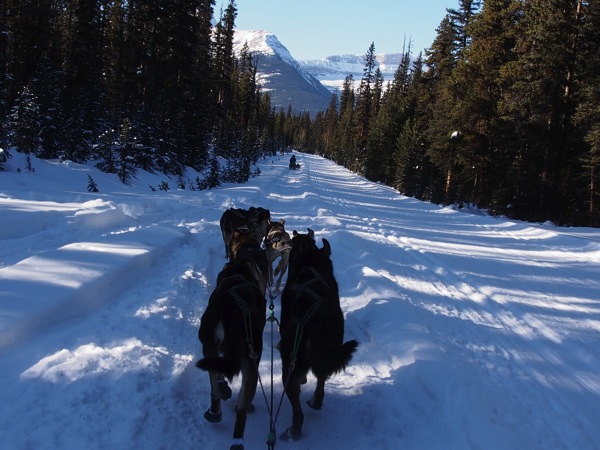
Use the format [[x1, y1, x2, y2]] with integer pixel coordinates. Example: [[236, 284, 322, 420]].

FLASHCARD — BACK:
[[289, 154, 300, 170], [196, 204, 358, 449]]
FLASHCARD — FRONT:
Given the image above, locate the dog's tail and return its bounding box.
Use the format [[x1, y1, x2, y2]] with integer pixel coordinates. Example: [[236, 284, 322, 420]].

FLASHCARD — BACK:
[[195, 357, 240, 381], [313, 339, 359, 378]]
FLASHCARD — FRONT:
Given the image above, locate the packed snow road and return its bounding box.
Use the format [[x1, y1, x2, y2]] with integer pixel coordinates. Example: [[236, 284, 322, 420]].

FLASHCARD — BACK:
[[1, 151, 599, 449]]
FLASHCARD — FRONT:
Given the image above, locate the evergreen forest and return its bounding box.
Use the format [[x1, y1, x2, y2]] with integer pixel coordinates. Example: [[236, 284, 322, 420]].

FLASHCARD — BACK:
[[1, 0, 598, 227]]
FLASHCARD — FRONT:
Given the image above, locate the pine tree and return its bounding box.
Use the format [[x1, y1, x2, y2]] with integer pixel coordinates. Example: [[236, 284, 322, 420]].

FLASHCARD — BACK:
[[212, 1, 238, 166], [355, 42, 377, 166], [322, 93, 338, 160], [3, 0, 54, 104], [95, 118, 137, 184], [574, 0, 600, 226], [31, 54, 66, 160], [212, 1, 237, 115], [449, 0, 521, 209], [0, 0, 8, 122], [423, 15, 461, 203], [87, 174, 99, 192], [335, 74, 356, 166], [384, 45, 431, 196], [0, 148, 9, 171], [6, 86, 42, 155], [367, 41, 416, 185], [447, 0, 482, 55], [185, 0, 216, 170], [394, 119, 418, 194], [62, 0, 106, 161], [499, 0, 585, 222], [205, 152, 221, 189], [103, 0, 128, 123]]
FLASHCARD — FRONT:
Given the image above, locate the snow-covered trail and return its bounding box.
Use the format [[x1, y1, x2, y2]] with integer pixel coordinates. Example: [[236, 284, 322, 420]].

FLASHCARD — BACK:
[[1, 151, 599, 450]]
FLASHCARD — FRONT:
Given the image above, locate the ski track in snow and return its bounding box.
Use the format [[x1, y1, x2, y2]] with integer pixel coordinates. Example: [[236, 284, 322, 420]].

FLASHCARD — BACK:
[[1, 152, 599, 449]]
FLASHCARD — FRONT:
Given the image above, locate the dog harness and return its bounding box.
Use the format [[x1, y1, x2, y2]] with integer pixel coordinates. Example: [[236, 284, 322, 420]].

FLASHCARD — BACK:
[[219, 273, 263, 359]]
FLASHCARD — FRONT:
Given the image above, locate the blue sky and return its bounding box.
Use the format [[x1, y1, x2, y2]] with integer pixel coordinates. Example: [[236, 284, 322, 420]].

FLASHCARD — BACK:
[[214, 0, 454, 60]]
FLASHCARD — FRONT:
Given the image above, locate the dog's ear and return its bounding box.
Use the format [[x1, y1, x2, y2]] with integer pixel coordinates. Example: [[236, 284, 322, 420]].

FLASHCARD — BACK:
[[321, 238, 331, 256], [307, 228, 315, 239], [280, 219, 285, 225], [293, 230, 299, 237]]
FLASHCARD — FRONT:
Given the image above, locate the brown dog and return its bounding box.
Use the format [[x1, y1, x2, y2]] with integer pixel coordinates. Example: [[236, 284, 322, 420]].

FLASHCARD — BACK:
[[229, 222, 269, 295], [220, 207, 271, 260], [264, 219, 292, 293]]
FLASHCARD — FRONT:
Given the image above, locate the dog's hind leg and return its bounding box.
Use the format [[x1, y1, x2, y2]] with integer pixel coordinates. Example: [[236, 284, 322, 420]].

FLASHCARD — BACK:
[[204, 371, 223, 423], [307, 377, 326, 410], [230, 358, 259, 449], [267, 255, 275, 287], [274, 255, 288, 292], [273, 252, 288, 292], [280, 377, 304, 441]]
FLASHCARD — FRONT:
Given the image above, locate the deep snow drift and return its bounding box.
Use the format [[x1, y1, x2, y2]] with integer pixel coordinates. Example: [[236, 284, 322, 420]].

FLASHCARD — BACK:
[[1, 151, 599, 450]]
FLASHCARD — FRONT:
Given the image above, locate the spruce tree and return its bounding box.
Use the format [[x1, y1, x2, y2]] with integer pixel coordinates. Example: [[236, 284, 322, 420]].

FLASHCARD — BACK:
[[322, 93, 338, 160], [423, 15, 461, 203], [355, 42, 377, 168], [62, 0, 106, 161], [6, 86, 42, 156], [87, 174, 99, 192], [499, 0, 585, 222], [0, 149, 7, 171], [212, 1, 238, 165], [449, 0, 521, 209], [186, 0, 216, 170], [335, 74, 356, 167], [574, 0, 600, 226], [447, 0, 482, 55]]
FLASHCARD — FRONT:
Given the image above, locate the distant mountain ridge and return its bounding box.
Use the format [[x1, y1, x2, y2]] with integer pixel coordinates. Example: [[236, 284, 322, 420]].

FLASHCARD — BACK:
[[298, 54, 402, 93], [233, 29, 402, 114]]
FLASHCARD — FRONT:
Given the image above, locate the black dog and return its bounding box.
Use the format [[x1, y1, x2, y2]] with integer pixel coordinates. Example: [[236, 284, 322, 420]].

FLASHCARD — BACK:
[[220, 207, 271, 259], [196, 236, 268, 450], [278, 228, 358, 441]]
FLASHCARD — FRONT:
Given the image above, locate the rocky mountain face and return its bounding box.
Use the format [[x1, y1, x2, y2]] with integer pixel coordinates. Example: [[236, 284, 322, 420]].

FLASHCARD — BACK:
[[233, 30, 332, 115], [234, 30, 401, 115]]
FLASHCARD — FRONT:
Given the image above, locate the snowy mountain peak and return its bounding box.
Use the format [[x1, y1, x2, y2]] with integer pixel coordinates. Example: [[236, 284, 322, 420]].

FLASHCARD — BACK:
[[233, 29, 296, 65], [233, 29, 331, 114]]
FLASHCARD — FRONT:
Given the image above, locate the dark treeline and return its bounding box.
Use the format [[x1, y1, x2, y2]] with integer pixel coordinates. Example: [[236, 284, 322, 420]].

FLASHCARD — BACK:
[[289, 0, 599, 227], [0, 0, 292, 187]]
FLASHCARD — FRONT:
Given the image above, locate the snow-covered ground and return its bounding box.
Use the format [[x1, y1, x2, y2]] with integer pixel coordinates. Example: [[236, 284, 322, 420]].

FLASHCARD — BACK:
[[1, 151, 599, 450]]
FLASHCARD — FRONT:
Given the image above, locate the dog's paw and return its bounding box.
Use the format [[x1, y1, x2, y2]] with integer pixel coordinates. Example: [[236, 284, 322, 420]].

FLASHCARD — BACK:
[[280, 426, 301, 441], [307, 398, 323, 410], [204, 408, 222, 423], [229, 438, 244, 450], [218, 379, 232, 400], [235, 403, 256, 414]]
